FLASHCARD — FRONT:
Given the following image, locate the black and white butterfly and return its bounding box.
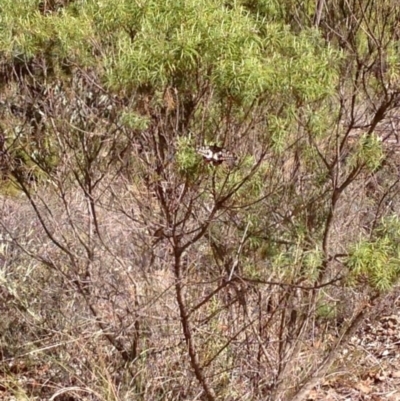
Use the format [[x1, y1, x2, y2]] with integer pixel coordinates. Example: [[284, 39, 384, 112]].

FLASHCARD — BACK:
[[196, 145, 237, 166]]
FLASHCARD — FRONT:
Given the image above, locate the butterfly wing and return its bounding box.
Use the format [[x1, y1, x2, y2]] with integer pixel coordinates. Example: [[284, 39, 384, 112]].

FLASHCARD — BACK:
[[196, 145, 237, 165]]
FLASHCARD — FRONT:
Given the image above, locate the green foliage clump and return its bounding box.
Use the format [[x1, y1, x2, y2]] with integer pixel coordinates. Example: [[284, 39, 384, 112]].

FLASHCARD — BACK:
[[175, 136, 201, 178], [316, 299, 337, 320], [347, 216, 400, 291], [1, 0, 341, 122], [0, 0, 95, 66], [349, 134, 384, 172], [120, 112, 150, 131], [302, 246, 323, 280]]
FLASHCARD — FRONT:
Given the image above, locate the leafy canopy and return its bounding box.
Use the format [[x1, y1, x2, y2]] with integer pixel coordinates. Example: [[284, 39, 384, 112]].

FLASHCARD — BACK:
[[0, 0, 340, 108]]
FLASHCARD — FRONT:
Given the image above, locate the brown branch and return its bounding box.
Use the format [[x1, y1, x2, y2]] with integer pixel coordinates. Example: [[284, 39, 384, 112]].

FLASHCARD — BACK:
[[172, 249, 217, 401]]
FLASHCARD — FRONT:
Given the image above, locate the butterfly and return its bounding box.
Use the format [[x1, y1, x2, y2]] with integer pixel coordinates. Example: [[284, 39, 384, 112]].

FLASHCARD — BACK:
[[196, 145, 237, 166]]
